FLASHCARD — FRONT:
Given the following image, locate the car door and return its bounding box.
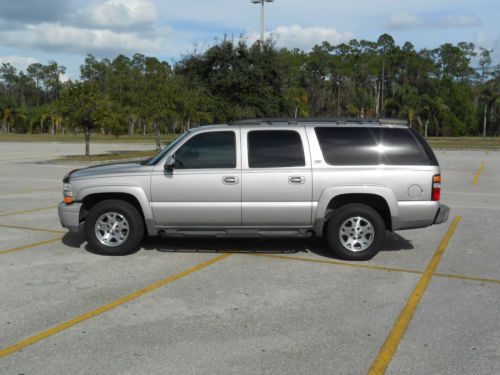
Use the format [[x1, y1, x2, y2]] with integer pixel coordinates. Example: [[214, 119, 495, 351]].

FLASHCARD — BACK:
[[241, 127, 313, 226], [150, 129, 241, 226]]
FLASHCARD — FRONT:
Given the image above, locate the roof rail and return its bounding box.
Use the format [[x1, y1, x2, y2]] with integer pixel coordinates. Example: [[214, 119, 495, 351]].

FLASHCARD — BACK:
[[229, 118, 408, 126]]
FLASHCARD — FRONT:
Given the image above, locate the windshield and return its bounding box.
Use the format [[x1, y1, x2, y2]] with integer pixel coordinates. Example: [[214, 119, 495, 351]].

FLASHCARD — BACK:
[[145, 131, 190, 165]]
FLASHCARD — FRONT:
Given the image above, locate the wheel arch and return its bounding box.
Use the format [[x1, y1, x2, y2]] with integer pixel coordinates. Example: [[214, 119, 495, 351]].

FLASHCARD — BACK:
[[77, 186, 157, 236], [314, 187, 399, 236]]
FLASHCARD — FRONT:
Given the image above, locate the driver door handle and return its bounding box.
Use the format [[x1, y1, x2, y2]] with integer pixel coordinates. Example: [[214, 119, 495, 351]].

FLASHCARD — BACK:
[[222, 176, 239, 185]]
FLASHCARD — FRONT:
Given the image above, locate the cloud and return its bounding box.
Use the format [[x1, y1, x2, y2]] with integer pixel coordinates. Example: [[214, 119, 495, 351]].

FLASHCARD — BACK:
[[0, 55, 38, 71], [476, 33, 500, 63], [381, 12, 481, 31], [250, 25, 353, 50], [0, 0, 73, 24], [0, 23, 167, 56], [82, 0, 158, 29]]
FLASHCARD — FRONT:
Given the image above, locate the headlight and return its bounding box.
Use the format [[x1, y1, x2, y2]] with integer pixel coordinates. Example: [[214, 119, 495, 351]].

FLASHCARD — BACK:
[[63, 183, 73, 204]]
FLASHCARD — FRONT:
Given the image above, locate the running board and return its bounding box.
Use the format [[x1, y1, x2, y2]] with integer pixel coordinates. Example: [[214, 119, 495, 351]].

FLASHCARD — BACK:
[[158, 228, 314, 238]]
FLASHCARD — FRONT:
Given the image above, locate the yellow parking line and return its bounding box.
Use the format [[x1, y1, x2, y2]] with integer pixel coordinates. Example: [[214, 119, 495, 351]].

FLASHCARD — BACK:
[[368, 215, 461, 375], [253, 253, 422, 275], [434, 272, 500, 285], [0, 186, 59, 197], [0, 205, 57, 217], [0, 237, 62, 255], [254, 253, 500, 285], [0, 253, 232, 358], [472, 162, 485, 185], [0, 223, 65, 234]]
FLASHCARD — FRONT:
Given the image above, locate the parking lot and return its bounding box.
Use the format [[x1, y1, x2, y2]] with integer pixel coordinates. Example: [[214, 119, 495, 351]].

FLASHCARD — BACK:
[[0, 142, 499, 374]]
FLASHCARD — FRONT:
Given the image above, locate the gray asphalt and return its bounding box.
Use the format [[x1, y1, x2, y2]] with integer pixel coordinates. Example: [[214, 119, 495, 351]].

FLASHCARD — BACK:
[[0, 142, 499, 374]]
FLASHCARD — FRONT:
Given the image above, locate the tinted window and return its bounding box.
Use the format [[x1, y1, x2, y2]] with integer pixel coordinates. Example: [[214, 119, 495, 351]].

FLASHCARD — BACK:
[[248, 130, 305, 168], [315, 127, 429, 166], [175, 131, 236, 169]]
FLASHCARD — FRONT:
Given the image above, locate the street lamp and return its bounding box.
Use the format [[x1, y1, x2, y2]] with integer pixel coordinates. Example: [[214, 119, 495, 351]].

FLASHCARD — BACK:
[[251, 0, 274, 44]]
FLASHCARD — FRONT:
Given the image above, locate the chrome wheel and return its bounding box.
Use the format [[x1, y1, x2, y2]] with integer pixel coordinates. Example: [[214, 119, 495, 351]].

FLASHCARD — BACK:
[[338, 216, 374, 252], [94, 212, 129, 247]]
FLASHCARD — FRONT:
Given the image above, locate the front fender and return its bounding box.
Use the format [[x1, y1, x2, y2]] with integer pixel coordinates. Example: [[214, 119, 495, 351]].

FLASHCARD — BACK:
[[77, 185, 156, 235], [313, 185, 399, 235]]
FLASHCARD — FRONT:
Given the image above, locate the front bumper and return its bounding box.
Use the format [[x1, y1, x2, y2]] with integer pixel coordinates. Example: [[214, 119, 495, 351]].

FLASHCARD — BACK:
[[58, 201, 82, 233], [433, 204, 450, 225]]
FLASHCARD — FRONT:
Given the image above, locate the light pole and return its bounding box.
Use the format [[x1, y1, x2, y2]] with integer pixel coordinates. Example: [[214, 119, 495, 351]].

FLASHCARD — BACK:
[[251, 0, 274, 44]]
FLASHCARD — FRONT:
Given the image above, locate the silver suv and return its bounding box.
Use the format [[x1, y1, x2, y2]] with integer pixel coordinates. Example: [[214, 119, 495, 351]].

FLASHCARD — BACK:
[[58, 118, 449, 260]]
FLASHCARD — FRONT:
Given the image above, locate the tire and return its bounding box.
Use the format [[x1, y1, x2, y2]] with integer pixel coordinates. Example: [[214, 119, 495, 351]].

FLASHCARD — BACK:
[[84, 199, 144, 255], [325, 203, 385, 261]]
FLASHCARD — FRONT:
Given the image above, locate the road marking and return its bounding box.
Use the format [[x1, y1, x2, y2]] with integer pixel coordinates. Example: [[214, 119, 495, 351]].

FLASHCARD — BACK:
[[0, 223, 65, 234], [434, 272, 500, 285], [253, 253, 422, 275], [0, 237, 62, 255], [0, 205, 57, 217], [368, 215, 461, 375], [444, 191, 500, 197], [254, 253, 500, 285], [0, 186, 59, 197], [0, 253, 231, 358], [472, 162, 485, 185]]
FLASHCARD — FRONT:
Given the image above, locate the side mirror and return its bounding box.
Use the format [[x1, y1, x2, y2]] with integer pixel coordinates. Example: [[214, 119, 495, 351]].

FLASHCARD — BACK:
[[164, 155, 175, 170]]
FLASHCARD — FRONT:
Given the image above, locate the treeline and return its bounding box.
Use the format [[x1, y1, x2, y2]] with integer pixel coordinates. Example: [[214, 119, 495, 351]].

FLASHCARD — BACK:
[[1, 34, 499, 150]]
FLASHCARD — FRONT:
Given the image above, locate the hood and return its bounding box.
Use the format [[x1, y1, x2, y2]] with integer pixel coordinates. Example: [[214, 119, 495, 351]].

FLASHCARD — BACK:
[[70, 160, 148, 180]]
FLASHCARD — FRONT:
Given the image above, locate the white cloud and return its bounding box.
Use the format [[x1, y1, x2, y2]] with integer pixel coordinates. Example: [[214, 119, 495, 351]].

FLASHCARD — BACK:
[[476, 32, 500, 63], [84, 0, 158, 29], [0, 23, 167, 55], [250, 25, 353, 50], [0, 55, 38, 71], [381, 12, 481, 31]]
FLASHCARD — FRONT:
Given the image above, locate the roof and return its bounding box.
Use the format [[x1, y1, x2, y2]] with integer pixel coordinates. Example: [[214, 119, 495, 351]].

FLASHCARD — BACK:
[[193, 118, 409, 130], [229, 118, 408, 126]]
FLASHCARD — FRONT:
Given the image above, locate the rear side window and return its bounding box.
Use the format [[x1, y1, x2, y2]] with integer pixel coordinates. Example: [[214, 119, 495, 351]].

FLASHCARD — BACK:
[[314, 127, 429, 166], [175, 131, 236, 169], [248, 130, 305, 168]]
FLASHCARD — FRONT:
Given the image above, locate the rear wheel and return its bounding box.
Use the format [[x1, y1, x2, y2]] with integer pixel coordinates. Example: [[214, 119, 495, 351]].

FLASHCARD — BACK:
[[84, 199, 144, 255], [325, 203, 385, 260]]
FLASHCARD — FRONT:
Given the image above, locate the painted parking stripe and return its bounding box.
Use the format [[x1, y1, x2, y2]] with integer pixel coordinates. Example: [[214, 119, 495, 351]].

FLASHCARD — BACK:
[[254, 253, 500, 285], [0, 223, 65, 234], [368, 215, 461, 374], [0, 237, 62, 255], [0, 205, 57, 217], [0, 253, 232, 358], [472, 162, 485, 185], [0, 186, 59, 197]]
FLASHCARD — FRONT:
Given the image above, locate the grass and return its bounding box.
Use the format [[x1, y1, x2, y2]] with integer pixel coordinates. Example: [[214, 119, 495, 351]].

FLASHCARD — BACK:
[[427, 137, 500, 150], [58, 150, 159, 162], [0, 133, 177, 144]]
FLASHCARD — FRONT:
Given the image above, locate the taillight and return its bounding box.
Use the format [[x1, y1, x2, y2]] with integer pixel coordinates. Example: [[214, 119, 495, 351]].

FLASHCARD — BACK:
[[432, 175, 441, 201]]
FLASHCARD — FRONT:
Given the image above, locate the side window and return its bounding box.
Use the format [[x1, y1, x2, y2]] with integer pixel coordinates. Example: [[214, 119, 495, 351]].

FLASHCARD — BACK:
[[315, 127, 381, 165], [248, 130, 305, 168], [378, 129, 430, 165], [314, 127, 430, 166], [175, 131, 236, 169]]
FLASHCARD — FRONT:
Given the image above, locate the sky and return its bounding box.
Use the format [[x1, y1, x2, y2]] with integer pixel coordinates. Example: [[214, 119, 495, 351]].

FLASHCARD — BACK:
[[0, 0, 498, 80]]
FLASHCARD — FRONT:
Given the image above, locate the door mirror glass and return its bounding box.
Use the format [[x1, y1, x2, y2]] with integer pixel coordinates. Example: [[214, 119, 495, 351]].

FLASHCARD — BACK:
[[164, 155, 175, 170]]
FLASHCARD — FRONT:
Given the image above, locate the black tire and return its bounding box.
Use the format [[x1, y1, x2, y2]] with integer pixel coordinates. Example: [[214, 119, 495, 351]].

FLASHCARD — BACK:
[[325, 203, 385, 260], [84, 199, 144, 255]]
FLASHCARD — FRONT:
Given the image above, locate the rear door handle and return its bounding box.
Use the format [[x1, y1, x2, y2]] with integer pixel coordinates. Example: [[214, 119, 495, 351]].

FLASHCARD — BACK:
[[222, 176, 239, 185], [289, 176, 305, 184]]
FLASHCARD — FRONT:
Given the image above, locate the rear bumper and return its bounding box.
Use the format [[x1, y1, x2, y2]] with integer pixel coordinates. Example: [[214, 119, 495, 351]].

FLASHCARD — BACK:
[[433, 204, 450, 225], [394, 201, 449, 230], [58, 201, 82, 233]]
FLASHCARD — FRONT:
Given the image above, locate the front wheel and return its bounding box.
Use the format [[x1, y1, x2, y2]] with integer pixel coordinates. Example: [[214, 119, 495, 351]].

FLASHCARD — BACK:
[[325, 204, 385, 260], [84, 199, 144, 255]]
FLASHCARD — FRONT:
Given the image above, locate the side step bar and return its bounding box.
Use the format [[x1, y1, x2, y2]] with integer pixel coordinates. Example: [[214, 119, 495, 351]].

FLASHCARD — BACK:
[[158, 228, 315, 238]]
